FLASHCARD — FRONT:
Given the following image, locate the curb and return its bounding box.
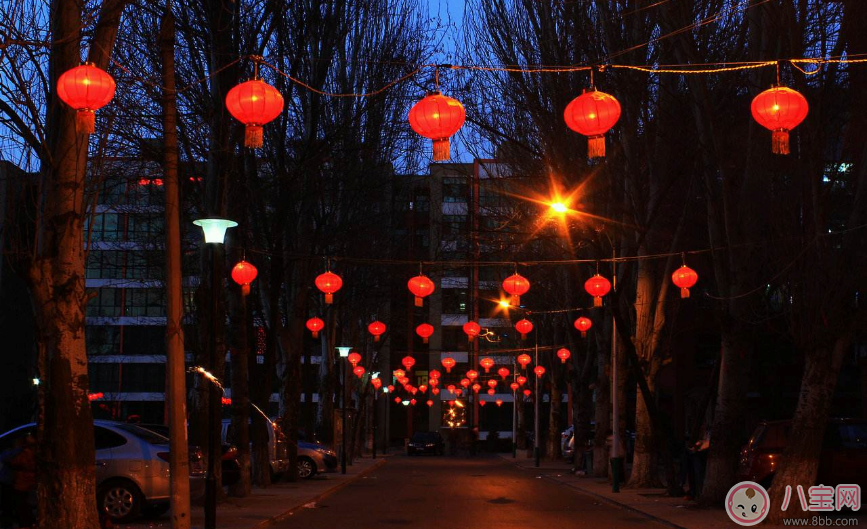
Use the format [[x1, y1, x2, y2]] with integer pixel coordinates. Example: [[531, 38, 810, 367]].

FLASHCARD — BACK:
[[251, 458, 387, 529], [495, 454, 687, 529]]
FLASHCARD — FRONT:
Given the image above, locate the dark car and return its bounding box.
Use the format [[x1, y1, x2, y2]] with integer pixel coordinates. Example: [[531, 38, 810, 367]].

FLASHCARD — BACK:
[[737, 418, 867, 488], [407, 432, 444, 456]]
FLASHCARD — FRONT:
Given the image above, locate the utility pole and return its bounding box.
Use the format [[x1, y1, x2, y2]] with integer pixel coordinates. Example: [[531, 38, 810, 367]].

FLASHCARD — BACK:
[[159, 9, 191, 528], [534, 337, 540, 468], [610, 249, 623, 492], [512, 359, 517, 459]]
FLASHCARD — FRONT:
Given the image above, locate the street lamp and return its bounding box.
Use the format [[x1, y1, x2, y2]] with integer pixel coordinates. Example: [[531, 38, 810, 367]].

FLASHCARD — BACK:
[[194, 216, 235, 529], [337, 346, 351, 475], [549, 201, 568, 214]]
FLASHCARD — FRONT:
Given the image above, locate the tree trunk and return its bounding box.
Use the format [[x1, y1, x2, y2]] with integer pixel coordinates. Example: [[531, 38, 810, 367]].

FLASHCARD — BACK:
[[517, 392, 527, 450], [593, 316, 611, 477], [228, 288, 251, 496], [628, 379, 664, 488], [547, 380, 562, 460]]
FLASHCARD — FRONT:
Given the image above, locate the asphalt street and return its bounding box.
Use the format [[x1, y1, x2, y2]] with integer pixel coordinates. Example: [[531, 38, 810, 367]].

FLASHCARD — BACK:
[[274, 455, 665, 529]]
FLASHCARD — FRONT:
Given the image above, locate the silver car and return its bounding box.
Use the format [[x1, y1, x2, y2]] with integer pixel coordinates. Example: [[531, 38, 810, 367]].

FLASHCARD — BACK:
[[0, 421, 205, 522]]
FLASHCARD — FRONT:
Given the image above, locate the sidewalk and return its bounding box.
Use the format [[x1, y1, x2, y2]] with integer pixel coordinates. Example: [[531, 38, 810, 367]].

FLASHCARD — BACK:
[[123, 456, 387, 529], [496, 453, 867, 529]]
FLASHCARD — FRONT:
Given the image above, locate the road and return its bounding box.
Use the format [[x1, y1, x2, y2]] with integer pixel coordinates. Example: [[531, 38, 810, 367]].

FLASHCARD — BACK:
[[275, 455, 664, 529]]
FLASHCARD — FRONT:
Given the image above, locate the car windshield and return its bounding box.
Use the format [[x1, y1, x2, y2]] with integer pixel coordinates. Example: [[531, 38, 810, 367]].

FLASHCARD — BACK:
[[411, 432, 438, 442], [114, 423, 169, 445]]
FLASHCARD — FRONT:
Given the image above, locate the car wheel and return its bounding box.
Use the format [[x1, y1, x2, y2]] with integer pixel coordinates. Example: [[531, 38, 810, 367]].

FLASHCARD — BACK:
[[142, 502, 170, 519], [297, 457, 316, 479], [98, 479, 143, 522]]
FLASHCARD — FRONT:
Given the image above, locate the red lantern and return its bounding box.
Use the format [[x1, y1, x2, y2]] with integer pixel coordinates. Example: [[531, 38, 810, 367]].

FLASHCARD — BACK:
[[557, 348, 571, 364], [495, 399, 503, 407], [487, 379, 498, 389], [487, 388, 495, 396], [56, 64, 116, 134], [410, 398, 417, 406], [460, 378, 470, 389], [315, 271, 343, 304], [231, 260, 258, 296], [564, 88, 621, 159], [510, 382, 520, 392], [751, 85, 809, 155], [225, 79, 284, 148], [416, 323, 434, 344], [479, 399, 487, 407], [479, 357, 494, 373], [574, 316, 592, 338], [472, 383, 481, 393], [534, 365, 546, 378], [347, 352, 362, 367], [463, 321, 481, 342], [408, 275, 435, 307], [368, 321, 386, 342], [306, 317, 324, 338], [429, 369, 441, 380], [515, 319, 533, 340], [394, 396, 401, 403], [432, 387, 440, 395], [410, 386, 418, 395], [426, 399, 434, 407], [418, 384, 427, 393], [399, 376, 410, 386], [466, 370, 479, 381], [393, 369, 406, 380], [428, 377, 439, 388], [672, 265, 699, 299], [585, 274, 611, 307], [517, 354, 531, 369], [441, 357, 456, 373], [447, 384, 456, 393], [401, 356, 416, 371], [497, 367, 510, 380], [408, 91, 466, 161], [387, 385, 395, 393], [517, 375, 528, 386], [502, 273, 530, 306], [371, 378, 382, 390], [353, 366, 365, 378], [523, 389, 532, 398]]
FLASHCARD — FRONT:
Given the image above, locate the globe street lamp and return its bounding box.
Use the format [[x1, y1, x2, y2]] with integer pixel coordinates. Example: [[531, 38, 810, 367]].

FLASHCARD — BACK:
[[194, 217, 236, 529], [336, 346, 352, 475]]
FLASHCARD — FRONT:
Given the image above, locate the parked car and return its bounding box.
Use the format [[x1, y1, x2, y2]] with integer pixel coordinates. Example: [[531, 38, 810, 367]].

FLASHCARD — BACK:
[[737, 418, 867, 488], [221, 419, 336, 479], [407, 431, 445, 456], [0, 421, 205, 523], [139, 423, 240, 486], [561, 426, 574, 460]]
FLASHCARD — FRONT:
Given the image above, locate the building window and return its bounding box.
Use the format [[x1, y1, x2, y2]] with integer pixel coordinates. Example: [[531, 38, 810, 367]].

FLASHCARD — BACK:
[[87, 288, 123, 317], [86, 326, 121, 355], [123, 326, 165, 356], [443, 177, 467, 202], [442, 215, 467, 236], [85, 213, 122, 242], [125, 288, 165, 317], [86, 251, 124, 279], [127, 214, 164, 242], [442, 289, 468, 314]]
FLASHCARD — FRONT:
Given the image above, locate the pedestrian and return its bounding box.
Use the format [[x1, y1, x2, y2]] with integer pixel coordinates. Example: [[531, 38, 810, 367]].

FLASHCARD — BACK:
[[10, 434, 36, 529]]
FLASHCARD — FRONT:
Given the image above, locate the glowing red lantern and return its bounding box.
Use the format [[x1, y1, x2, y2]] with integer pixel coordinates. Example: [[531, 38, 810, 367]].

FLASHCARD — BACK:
[[353, 366, 365, 378], [456, 388, 463, 396], [408, 275, 435, 307], [410, 398, 417, 406], [426, 399, 433, 407], [428, 377, 439, 388], [480, 357, 494, 373], [523, 389, 532, 397], [418, 384, 427, 393], [429, 369, 441, 380], [517, 375, 528, 386], [416, 323, 434, 344], [393, 369, 406, 379], [348, 352, 362, 367], [534, 365, 546, 378], [495, 399, 503, 407], [497, 367, 510, 380], [487, 388, 495, 396], [387, 385, 395, 393], [479, 399, 487, 407], [399, 377, 410, 386], [515, 319, 533, 340], [401, 355, 416, 371], [315, 271, 342, 304], [460, 378, 470, 389], [441, 357, 456, 373], [371, 378, 382, 390], [672, 265, 699, 299], [502, 273, 530, 306], [56, 64, 116, 134], [564, 89, 622, 159], [557, 348, 571, 364], [585, 274, 611, 307], [463, 321, 481, 342], [410, 386, 418, 395], [231, 260, 258, 296], [751, 85, 809, 155], [225, 79, 284, 148], [432, 387, 440, 395], [487, 379, 498, 390], [408, 91, 466, 161], [394, 396, 401, 404], [466, 370, 479, 381], [447, 384, 456, 393], [472, 383, 481, 393], [574, 316, 592, 338], [510, 382, 520, 392], [517, 354, 531, 369], [368, 321, 386, 342], [306, 317, 324, 338]]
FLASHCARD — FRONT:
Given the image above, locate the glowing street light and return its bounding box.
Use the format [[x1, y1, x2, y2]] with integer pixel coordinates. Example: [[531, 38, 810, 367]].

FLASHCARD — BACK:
[[193, 217, 238, 244], [550, 201, 568, 214], [336, 346, 352, 358]]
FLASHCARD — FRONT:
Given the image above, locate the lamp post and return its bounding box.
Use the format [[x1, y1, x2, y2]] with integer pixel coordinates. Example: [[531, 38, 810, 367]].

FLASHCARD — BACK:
[[193, 217, 236, 529], [534, 336, 540, 468], [512, 359, 517, 459], [336, 346, 351, 475]]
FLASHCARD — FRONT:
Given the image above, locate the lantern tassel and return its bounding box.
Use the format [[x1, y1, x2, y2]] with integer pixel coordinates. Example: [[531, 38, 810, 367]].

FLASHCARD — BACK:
[[76, 109, 96, 135], [520, 333, 526, 341], [432, 138, 450, 161], [312, 330, 319, 339], [241, 284, 251, 296], [423, 337, 429, 344], [772, 129, 790, 155], [414, 296, 423, 307], [512, 295, 520, 307], [374, 335, 380, 343], [581, 331, 587, 338], [680, 287, 690, 299], [245, 125, 264, 148], [594, 296, 602, 308], [587, 135, 606, 158], [325, 293, 333, 304], [468, 335, 474, 342]]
